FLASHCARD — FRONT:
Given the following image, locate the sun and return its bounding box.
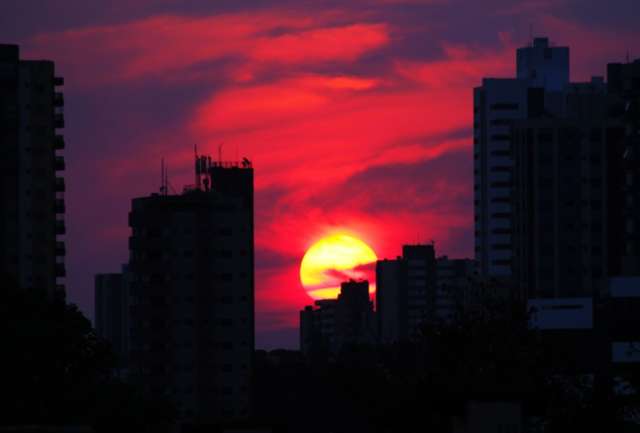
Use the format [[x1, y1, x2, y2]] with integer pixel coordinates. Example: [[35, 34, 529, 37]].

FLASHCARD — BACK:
[[300, 233, 377, 300]]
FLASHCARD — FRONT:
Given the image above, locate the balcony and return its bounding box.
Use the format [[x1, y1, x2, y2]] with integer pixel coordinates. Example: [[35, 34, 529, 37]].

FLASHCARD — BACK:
[[55, 241, 66, 256], [53, 92, 64, 107], [55, 263, 66, 277], [55, 177, 65, 192], [54, 198, 65, 214], [55, 156, 65, 171], [54, 76, 64, 86], [54, 135, 65, 150], [54, 113, 64, 129], [55, 220, 66, 235]]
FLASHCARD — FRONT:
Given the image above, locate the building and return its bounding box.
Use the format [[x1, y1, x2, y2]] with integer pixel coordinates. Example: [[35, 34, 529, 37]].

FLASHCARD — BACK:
[[474, 37, 568, 279], [606, 59, 640, 277], [95, 266, 130, 369], [300, 281, 375, 355], [512, 58, 640, 380], [511, 82, 614, 298], [300, 299, 338, 356], [376, 259, 402, 344], [435, 257, 475, 323], [0, 44, 66, 298], [127, 155, 254, 423], [334, 280, 376, 350], [376, 244, 437, 343]]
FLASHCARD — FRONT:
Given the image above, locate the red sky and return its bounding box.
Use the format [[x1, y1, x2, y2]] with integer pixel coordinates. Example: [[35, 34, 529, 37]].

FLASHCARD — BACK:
[[3, 0, 638, 348]]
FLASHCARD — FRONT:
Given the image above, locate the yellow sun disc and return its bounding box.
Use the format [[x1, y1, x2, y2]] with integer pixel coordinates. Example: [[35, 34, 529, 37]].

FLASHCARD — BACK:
[[300, 233, 377, 300]]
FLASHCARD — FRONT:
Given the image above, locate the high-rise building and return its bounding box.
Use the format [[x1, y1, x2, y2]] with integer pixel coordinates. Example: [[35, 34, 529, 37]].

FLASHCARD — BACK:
[[511, 81, 614, 298], [300, 299, 338, 356], [375, 258, 402, 344], [435, 257, 475, 323], [510, 59, 640, 298], [334, 280, 376, 350], [606, 59, 640, 277], [376, 244, 437, 343], [0, 44, 66, 298], [95, 267, 130, 368], [474, 37, 568, 279], [300, 280, 375, 355], [127, 155, 254, 423]]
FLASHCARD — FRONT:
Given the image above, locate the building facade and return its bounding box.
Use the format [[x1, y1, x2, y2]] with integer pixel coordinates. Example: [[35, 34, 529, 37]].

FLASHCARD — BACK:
[[0, 44, 66, 298], [474, 37, 568, 279], [127, 156, 254, 423], [95, 267, 131, 368], [300, 281, 375, 355], [606, 59, 640, 277], [376, 244, 437, 343], [511, 86, 613, 298], [435, 257, 475, 323]]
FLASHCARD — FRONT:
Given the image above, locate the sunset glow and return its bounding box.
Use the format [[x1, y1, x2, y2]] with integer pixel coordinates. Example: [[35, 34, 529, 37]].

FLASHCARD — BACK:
[[7, 0, 638, 348], [300, 234, 377, 300]]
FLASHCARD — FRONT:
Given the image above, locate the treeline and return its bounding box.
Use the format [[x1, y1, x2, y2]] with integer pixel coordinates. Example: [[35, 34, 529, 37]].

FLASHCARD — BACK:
[[0, 275, 175, 433]]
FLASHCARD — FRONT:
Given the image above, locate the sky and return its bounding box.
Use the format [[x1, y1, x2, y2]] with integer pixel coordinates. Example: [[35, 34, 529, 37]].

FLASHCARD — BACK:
[[2, 0, 638, 348]]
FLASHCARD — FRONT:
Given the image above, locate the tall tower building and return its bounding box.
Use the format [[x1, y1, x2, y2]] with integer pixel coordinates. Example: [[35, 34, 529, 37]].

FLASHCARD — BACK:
[[128, 156, 254, 423], [511, 82, 612, 298], [606, 59, 640, 278], [0, 44, 66, 298], [375, 244, 437, 343], [474, 37, 568, 279]]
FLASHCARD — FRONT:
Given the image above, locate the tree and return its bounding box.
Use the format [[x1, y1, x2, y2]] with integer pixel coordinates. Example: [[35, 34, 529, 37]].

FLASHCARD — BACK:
[[0, 274, 176, 431]]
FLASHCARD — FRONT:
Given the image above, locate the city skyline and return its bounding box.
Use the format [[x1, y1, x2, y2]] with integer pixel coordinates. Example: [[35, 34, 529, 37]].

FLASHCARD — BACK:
[[3, 0, 639, 349]]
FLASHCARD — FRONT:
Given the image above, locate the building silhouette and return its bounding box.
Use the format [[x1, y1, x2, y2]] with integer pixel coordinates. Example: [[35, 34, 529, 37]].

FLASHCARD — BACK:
[[474, 37, 569, 279], [300, 280, 375, 355], [511, 80, 612, 298], [376, 244, 437, 343], [509, 59, 640, 299], [606, 59, 640, 278], [300, 299, 337, 356], [0, 44, 66, 298], [435, 256, 475, 323], [95, 266, 130, 370], [127, 155, 254, 423]]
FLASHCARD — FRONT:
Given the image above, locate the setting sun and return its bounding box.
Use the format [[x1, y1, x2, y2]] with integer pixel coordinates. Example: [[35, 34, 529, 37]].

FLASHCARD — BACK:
[[300, 233, 377, 300]]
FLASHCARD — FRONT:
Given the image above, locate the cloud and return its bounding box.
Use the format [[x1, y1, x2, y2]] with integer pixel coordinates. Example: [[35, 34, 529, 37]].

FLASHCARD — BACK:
[[25, 12, 389, 87], [14, 0, 640, 349]]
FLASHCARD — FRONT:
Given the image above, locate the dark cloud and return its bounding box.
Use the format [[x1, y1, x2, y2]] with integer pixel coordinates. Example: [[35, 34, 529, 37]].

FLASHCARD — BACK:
[[255, 248, 298, 271], [312, 145, 472, 216]]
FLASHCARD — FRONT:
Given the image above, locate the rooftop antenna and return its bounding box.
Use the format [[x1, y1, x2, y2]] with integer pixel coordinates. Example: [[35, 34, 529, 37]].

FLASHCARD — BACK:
[[218, 142, 224, 164]]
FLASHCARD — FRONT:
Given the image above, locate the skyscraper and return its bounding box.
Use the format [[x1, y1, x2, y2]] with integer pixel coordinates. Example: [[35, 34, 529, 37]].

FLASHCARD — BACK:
[[435, 256, 475, 322], [128, 155, 254, 423], [511, 81, 612, 298], [376, 244, 437, 343], [606, 59, 640, 278], [474, 37, 568, 279], [0, 44, 66, 298]]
